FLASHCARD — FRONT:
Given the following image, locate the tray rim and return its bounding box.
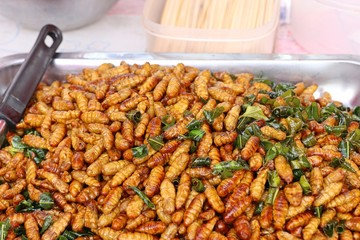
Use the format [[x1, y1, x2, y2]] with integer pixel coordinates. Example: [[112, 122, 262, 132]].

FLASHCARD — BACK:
[[1, 52, 360, 65]]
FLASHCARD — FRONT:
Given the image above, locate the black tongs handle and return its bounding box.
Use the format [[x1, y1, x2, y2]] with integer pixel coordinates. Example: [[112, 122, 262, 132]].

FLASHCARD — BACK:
[[0, 24, 62, 128]]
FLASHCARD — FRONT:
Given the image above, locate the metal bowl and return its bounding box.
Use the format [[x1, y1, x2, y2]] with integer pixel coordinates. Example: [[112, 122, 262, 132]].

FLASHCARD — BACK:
[[0, 0, 119, 31]]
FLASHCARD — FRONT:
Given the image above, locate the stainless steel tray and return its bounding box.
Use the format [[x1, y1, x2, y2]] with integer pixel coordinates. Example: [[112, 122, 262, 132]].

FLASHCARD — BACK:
[[1, 52, 360, 107]]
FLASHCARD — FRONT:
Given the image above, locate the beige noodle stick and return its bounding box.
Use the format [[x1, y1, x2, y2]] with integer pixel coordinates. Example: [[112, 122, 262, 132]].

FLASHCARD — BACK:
[[230, 0, 246, 29], [160, 0, 172, 25], [197, 0, 211, 28], [265, 0, 275, 24], [256, 0, 267, 28], [176, 0, 188, 27]]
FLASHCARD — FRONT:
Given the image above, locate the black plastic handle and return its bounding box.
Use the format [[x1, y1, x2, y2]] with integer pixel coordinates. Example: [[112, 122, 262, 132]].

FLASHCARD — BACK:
[[0, 24, 62, 128]]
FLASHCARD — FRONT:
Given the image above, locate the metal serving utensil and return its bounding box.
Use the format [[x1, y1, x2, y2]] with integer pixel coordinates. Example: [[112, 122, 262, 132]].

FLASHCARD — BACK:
[[0, 24, 62, 146]]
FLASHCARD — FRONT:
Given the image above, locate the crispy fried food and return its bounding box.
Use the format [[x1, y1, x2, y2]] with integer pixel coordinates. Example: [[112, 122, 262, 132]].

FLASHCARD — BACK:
[[3, 61, 360, 239]]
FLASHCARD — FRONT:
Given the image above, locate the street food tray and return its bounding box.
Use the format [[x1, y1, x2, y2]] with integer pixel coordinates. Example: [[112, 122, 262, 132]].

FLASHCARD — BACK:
[[0, 52, 360, 107]]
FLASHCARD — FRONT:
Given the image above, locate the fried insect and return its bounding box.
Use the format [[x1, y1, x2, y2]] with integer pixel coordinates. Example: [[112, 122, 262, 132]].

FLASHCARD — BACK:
[[241, 136, 260, 160], [24, 214, 40, 240], [183, 193, 206, 227], [273, 191, 289, 230], [160, 178, 176, 215], [203, 180, 225, 213], [284, 182, 303, 207], [314, 181, 343, 206], [250, 168, 269, 201], [41, 212, 71, 240]]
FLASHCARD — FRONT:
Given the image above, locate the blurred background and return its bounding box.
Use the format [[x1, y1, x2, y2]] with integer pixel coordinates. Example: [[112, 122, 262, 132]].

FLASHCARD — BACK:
[[0, 0, 358, 57]]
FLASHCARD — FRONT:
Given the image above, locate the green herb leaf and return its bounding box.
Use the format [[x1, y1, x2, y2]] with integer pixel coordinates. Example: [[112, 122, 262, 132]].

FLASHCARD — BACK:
[[14, 225, 26, 236], [179, 129, 205, 142], [40, 216, 53, 234], [265, 187, 279, 205], [125, 110, 141, 124], [267, 170, 280, 188], [191, 178, 205, 193], [15, 199, 36, 213], [0, 219, 10, 240], [329, 158, 356, 173], [254, 201, 265, 215], [60, 229, 94, 240], [234, 134, 248, 150], [39, 193, 54, 210], [338, 140, 350, 159], [186, 119, 204, 131], [324, 125, 347, 137], [239, 106, 268, 121], [148, 135, 164, 151], [286, 117, 305, 136], [302, 133, 317, 147], [24, 129, 41, 136], [130, 186, 155, 210], [212, 160, 249, 175], [323, 220, 337, 237], [293, 169, 304, 182], [272, 106, 294, 118], [314, 206, 323, 218], [161, 115, 176, 131], [191, 157, 211, 168], [305, 102, 320, 121], [299, 175, 312, 195], [336, 220, 345, 234], [236, 117, 252, 132], [131, 145, 148, 158], [203, 107, 224, 124]]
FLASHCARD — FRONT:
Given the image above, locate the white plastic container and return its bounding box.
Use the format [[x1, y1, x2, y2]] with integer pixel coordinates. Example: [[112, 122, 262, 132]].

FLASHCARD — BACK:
[[290, 0, 360, 54], [142, 0, 280, 53]]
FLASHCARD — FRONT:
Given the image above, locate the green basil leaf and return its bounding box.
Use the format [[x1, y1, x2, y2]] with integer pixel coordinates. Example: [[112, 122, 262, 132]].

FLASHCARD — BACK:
[[254, 201, 265, 215], [0, 219, 10, 240], [267, 170, 280, 188], [15, 199, 36, 213], [336, 220, 345, 234], [212, 160, 249, 175], [191, 178, 205, 193], [305, 102, 320, 121], [39, 193, 54, 210], [220, 170, 234, 179], [130, 186, 155, 210], [191, 157, 211, 168], [24, 129, 41, 136], [236, 117, 252, 132], [323, 220, 337, 237], [265, 187, 279, 205], [299, 175, 312, 195], [234, 134, 248, 150], [132, 145, 148, 158], [161, 115, 176, 131], [286, 117, 305, 136], [148, 135, 164, 151], [329, 158, 356, 173], [302, 133, 317, 147], [125, 110, 141, 124], [188, 129, 205, 142], [324, 125, 347, 137], [338, 140, 350, 158], [40, 216, 53, 234], [14, 226, 26, 236], [204, 107, 224, 124], [293, 169, 304, 182], [314, 206, 323, 218], [11, 136, 28, 150], [239, 106, 268, 121], [186, 119, 204, 131], [272, 106, 294, 118], [61, 229, 94, 240]]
